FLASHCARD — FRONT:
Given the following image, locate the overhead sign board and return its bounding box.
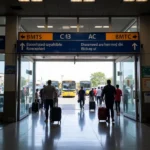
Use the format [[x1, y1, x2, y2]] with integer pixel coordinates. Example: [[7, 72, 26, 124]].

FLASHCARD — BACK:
[[106, 33, 139, 41], [19, 32, 53, 41], [17, 32, 140, 53]]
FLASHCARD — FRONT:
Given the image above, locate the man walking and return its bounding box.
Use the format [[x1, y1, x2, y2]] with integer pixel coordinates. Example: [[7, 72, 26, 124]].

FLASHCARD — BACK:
[[101, 80, 116, 123], [78, 86, 86, 110], [43, 80, 57, 123]]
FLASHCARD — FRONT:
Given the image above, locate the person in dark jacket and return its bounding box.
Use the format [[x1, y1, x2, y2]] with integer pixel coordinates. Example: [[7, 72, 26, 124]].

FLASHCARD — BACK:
[[101, 80, 116, 123], [78, 86, 86, 110]]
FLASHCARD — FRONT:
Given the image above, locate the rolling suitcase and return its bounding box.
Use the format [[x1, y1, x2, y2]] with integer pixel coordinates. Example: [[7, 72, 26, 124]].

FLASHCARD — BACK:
[[89, 101, 96, 110], [32, 102, 39, 112], [98, 107, 107, 121], [50, 107, 62, 124]]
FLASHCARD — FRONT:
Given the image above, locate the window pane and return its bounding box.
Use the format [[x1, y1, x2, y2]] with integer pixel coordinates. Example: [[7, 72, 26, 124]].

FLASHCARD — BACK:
[[112, 17, 137, 32], [0, 27, 5, 35], [20, 17, 46, 32], [79, 18, 109, 32], [0, 17, 6, 25], [127, 22, 137, 32], [0, 54, 5, 112], [48, 17, 77, 32]]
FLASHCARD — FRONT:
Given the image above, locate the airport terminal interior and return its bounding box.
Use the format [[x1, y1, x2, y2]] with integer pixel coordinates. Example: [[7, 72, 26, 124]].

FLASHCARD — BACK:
[[1, 0, 150, 150]]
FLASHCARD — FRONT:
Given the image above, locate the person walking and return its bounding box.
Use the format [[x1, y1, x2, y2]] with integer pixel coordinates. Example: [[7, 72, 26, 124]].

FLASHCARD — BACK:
[[115, 85, 122, 116], [101, 80, 116, 123], [78, 86, 86, 110], [43, 80, 57, 123], [96, 87, 102, 105]]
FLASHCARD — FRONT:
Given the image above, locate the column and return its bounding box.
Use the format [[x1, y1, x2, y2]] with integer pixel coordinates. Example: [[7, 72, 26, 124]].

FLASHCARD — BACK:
[[3, 16, 18, 122], [140, 16, 150, 122]]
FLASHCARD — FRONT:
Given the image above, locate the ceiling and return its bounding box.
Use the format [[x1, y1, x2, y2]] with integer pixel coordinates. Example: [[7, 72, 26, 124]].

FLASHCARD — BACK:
[[21, 54, 132, 61], [0, 0, 150, 16]]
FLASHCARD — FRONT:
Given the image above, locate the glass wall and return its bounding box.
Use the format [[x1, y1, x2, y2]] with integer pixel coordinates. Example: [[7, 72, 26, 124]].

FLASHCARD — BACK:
[[121, 57, 136, 117], [0, 17, 5, 112], [20, 57, 33, 118], [19, 17, 137, 33], [112, 17, 137, 32], [79, 17, 109, 32], [48, 17, 77, 32], [0, 54, 5, 112]]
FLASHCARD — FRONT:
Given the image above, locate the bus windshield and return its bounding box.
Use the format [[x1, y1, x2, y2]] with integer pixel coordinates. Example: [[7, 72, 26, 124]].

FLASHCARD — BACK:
[[62, 81, 76, 91], [80, 81, 91, 89]]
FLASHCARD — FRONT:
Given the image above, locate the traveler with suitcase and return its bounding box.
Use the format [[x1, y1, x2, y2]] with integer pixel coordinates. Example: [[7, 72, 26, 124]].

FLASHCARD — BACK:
[[43, 80, 57, 123], [101, 80, 116, 123], [89, 88, 96, 110], [78, 86, 86, 110]]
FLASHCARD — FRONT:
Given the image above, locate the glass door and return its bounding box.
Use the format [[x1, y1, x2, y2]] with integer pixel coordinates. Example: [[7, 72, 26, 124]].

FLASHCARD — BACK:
[[121, 56, 137, 120]]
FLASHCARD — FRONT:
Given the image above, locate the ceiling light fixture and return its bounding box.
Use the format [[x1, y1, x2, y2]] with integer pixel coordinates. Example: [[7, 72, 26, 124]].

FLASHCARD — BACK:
[[62, 26, 70, 29], [37, 25, 45, 28], [131, 25, 137, 28], [70, 25, 84, 28], [95, 26, 102, 28], [47, 26, 53, 28], [103, 26, 109, 28]]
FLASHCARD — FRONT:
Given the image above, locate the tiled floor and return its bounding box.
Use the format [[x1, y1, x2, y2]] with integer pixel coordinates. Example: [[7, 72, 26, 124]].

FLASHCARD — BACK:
[[0, 109, 150, 150]]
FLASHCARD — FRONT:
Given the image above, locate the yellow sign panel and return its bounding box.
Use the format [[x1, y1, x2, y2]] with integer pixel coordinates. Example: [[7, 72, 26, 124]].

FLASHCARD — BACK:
[[19, 32, 53, 41], [106, 33, 139, 41]]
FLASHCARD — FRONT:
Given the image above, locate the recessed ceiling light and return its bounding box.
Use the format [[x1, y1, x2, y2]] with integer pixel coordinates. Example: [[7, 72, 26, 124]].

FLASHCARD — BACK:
[[62, 26, 70, 29], [70, 25, 84, 28], [131, 25, 137, 28], [103, 26, 109, 28], [95, 26, 102, 28], [31, 0, 43, 2], [37, 25, 45, 28], [48, 26, 53, 28], [18, 0, 30, 2], [71, 0, 82, 2], [70, 26, 77, 28], [83, 0, 95, 2]]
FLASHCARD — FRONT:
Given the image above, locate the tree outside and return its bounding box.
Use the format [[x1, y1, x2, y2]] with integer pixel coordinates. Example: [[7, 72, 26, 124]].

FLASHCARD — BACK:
[[90, 72, 106, 87]]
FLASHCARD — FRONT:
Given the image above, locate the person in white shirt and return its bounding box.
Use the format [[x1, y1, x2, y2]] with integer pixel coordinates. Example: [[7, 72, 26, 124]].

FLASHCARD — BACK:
[[96, 87, 102, 105], [43, 80, 57, 123]]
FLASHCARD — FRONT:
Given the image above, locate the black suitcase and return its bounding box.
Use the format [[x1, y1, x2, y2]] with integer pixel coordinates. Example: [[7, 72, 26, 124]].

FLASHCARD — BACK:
[[32, 102, 39, 112], [89, 101, 96, 110], [50, 107, 61, 124]]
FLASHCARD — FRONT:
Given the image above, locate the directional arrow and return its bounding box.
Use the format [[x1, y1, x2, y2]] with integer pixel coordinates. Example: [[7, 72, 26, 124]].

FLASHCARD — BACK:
[[132, 43, 138, 50], [20, 43, 25, 50], [21, 35, 25, 39], [133, 35, 137, 39]]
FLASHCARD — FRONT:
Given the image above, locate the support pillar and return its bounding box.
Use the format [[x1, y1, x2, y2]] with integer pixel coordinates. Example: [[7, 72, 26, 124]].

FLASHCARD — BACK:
[[3, 16, 18, 122]]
